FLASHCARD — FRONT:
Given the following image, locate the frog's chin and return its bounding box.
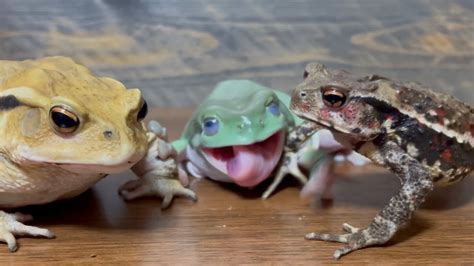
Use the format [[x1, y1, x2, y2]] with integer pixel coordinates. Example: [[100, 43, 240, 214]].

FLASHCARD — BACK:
[[202, 131, 285, 187]]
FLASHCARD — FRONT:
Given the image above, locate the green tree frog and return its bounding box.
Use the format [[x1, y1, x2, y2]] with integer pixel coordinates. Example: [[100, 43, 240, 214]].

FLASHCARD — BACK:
[[171, 80, 367, 199]]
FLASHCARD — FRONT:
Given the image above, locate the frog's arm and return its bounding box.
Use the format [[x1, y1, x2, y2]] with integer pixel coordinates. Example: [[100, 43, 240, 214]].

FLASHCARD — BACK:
[[300, 150, 335, 200], [171, 138, 188, 156], [261, 91, 322, 199]]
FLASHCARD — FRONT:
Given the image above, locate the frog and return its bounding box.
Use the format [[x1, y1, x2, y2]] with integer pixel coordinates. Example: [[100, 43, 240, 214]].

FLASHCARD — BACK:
[[0, 56, 195, 252], [171, 79, 367, 200], [289, 62, 474, 259]]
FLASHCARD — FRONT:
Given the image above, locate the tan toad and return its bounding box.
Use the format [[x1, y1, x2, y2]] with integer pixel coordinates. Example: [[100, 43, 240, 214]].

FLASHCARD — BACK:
[[0, 56, 195, 252]]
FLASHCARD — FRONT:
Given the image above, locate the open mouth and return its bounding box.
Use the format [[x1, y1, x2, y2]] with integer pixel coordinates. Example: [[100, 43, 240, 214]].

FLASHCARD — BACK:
[[202, 131, 285, 187]]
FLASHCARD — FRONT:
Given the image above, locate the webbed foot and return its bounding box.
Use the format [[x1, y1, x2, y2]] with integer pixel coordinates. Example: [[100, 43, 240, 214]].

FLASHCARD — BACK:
[[123, 120, 196, 208], [305, 222, 391, 260], [261, 150, 307, 199], [0, 211, 55, 252], [119, 173, 197, 209]]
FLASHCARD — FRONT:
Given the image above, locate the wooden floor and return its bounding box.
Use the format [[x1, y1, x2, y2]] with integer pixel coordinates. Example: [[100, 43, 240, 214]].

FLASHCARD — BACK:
[[0, 108, 472, 264]]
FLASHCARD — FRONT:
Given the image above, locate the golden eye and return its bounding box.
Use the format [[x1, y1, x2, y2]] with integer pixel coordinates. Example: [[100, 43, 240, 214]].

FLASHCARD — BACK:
[[49, 105, 80, 134], [137, 99, 148, 122], [322, 87, 347, 108]]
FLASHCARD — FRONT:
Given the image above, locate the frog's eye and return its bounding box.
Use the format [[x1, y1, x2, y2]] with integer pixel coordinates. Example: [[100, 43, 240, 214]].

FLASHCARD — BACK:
[[267, 101, 281, 116], [203, 117, 219, 136], [137, 100, 148, 122], [49, 105, 80, 134], [321, 87, 347, 108]]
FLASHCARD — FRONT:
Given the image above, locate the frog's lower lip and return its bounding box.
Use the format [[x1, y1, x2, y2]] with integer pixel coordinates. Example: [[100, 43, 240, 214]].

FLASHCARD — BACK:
[[202, 130, 285, 187], [55, 161, 137, 174], [45, 153, 144, 174]]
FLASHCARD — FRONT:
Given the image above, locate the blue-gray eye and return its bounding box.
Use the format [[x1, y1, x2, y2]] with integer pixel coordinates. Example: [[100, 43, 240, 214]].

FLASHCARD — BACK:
[[267, 101, 281, 116], [203, 117, 219, 136]]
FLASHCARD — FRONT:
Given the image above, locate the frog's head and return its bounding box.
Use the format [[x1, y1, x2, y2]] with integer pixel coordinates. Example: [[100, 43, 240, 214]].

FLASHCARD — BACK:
[[290, 63, 382, 141], [185, 80, 294, 187], [0, 57, 149, 174]]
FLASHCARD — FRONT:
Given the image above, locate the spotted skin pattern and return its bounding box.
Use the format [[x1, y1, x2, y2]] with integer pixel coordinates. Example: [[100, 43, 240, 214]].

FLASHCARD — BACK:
[[290, 63, 474, 259]]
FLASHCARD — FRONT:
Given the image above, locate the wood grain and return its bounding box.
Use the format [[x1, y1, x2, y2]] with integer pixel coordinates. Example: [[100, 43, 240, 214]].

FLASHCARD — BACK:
[[0, 0, 473, 107], [0, 108, 472, 264]]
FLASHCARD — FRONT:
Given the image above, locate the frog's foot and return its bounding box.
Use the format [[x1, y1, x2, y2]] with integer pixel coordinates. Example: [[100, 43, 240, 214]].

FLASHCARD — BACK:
[[262, 150, 307, 200], [0, 211, 55, 252], [305, 222, 391, 260], [119, 174, 197, 209]]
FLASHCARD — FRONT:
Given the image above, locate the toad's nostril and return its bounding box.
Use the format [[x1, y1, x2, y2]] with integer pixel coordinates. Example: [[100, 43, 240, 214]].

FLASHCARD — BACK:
[[103, 130, 113, 139]]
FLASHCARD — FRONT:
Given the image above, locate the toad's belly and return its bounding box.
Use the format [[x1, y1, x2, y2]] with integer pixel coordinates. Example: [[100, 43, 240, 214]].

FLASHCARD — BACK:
[[0, 163, 105, 208]]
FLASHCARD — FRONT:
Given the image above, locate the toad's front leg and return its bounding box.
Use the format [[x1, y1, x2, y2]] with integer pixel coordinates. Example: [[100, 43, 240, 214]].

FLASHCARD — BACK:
[[0, 211, 55, 252], [306, 142, 434, 259], [119, 121, 196, 208]]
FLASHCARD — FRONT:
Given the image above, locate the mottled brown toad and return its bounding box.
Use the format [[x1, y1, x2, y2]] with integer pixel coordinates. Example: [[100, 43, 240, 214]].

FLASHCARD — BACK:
[[289, 62, 473, 259]]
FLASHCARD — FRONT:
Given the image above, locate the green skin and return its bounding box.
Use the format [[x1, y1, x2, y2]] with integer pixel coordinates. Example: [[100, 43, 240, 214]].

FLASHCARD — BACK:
[[172, 80, 330, 199]]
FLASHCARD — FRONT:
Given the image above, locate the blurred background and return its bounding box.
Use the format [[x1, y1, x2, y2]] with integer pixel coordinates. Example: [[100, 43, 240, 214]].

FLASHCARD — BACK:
[[1, 0, 473, 107]]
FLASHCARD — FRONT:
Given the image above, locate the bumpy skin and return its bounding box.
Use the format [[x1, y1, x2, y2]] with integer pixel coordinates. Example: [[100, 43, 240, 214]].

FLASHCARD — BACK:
[[290, 62, 474, 259], [0, 57, 192, 251], [172, 80, 366, 199]]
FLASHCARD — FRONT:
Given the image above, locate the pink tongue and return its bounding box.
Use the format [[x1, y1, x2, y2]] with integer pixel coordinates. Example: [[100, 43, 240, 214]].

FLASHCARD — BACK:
[[226, 145, 274, 187]]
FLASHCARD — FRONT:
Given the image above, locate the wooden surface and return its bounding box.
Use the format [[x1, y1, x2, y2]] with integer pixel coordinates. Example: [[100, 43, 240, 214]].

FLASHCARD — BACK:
[[0, 108, 472, 264], [1, 1, 473, 264], [1, 0, 473, 107]]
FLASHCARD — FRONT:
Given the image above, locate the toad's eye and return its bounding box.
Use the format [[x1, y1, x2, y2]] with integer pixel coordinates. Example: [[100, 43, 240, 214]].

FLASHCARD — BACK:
[[322, 87, 347, 108], [303, 70, 309, 79], [137, 100, 148, 122], [203, 117, 219, 136], [49, 105, 80, 134], [267, 101, 281, 116]]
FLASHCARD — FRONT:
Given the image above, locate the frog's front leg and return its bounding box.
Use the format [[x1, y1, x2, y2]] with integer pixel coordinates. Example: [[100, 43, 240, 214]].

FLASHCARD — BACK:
[[300, 154, 335, 200], [0, 211, 55, 252], [262, 121, 321, 199], [119, 121, 196, 208], [262, 147, 307, 199], [305, 141, 434, 259]]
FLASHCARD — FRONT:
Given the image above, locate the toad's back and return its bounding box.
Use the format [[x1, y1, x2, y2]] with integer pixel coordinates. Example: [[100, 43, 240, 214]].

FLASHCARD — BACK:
[[371, 79, 474, 146], [368, 80, 474, 185]]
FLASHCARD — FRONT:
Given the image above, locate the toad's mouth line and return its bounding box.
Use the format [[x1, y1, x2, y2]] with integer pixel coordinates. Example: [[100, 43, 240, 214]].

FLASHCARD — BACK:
[[54, 160, 137, 174], [25, 153, 144, 175], [201, 131, 285, 187]]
